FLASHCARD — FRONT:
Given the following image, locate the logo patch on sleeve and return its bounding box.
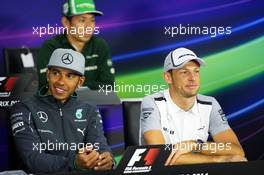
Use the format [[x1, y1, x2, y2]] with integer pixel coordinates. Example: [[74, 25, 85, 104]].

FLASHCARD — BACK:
[[12, 121, 25, 136], [218, 109, 227, 122], [142, 108, 154, 119]]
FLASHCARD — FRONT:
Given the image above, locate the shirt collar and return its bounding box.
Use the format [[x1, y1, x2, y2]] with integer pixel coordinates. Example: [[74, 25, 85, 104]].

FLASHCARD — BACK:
[[164, 89, 182, 113], [164, 89, 199, 115], [61, 34, 93, 50], [189, 98, 199, 115]]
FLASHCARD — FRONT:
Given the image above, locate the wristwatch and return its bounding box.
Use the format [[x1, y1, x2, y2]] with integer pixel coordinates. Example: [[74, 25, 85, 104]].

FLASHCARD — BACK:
[[193, 139, 204, 153]]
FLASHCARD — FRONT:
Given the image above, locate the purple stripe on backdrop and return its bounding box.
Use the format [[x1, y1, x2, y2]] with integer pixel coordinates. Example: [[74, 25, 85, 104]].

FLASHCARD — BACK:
[[233, 115, 264, 130], [104, 125, 123, 132], [240, 125, 264, 143], [98, 0, 251, 28], [0, 0, 252, 41]]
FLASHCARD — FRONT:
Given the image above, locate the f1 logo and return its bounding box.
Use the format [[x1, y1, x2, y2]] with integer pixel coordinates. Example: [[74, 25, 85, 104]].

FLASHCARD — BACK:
[[127, 148, 160, 167], [0, 77, 18, 91], [127, 149, 146, 166]]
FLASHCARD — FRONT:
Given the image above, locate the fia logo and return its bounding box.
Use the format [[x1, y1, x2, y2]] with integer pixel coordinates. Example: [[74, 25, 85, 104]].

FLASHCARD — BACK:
[[124, 148, 160, 173], [75, 109, 83, 119]]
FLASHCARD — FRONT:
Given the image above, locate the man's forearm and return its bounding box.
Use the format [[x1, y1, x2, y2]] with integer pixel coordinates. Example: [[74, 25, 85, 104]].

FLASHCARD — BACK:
[[170, 153, 219, 165], [168, 152, 244, 166], [19, 151, 76, 173], [199, 142, 245, 156]]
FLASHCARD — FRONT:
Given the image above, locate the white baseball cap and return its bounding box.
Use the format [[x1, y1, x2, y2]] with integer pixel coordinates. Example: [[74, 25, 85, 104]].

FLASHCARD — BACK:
[[164, 47, 205, 72]]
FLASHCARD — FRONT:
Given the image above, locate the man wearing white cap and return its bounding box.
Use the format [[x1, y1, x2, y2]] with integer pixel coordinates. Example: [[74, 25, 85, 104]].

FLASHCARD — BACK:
[[140, 47, 246, 165], [10, 48, 114, 173]]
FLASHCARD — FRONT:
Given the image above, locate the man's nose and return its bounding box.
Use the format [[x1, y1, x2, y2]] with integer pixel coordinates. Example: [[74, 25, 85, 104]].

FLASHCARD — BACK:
[[188, 72, 196, 81], [56, 75, 65, 85]]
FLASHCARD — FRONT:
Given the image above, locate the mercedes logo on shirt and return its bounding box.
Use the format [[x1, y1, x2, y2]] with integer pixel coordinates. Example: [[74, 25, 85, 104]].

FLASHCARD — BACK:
[[37, 111, 48, 123], [61, 53, 73, 65]]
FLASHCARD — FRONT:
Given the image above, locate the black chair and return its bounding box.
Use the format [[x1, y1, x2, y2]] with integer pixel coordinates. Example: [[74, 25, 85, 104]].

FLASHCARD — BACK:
[[3, 47, 39, 74], [122, 100, 141, 148]]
